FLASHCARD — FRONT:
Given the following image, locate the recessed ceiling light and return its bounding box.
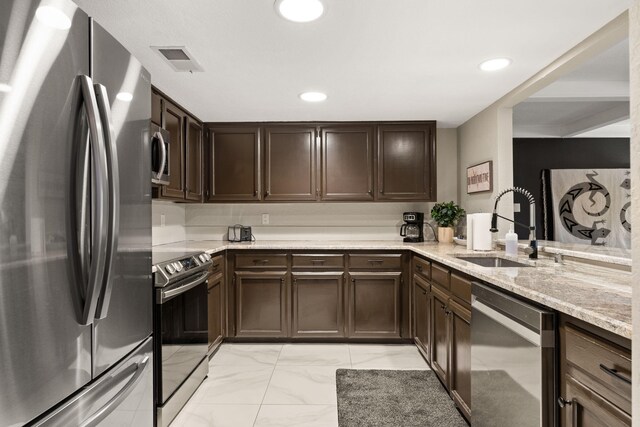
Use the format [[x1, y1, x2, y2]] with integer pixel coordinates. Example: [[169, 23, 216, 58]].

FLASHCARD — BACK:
[[479, 58, 511, 71], [0, 83, 11, 93], [299, 91, 327, 102], [116, 92, 133, 102], [35, 6, 72, 30], [275, 0, 324, 23]]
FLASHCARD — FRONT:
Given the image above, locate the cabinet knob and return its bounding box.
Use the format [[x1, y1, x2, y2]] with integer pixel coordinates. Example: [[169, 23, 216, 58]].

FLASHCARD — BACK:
[[557, 397, 572, 408], [253, 190, 257, 196], [422, 290, 427, 295]]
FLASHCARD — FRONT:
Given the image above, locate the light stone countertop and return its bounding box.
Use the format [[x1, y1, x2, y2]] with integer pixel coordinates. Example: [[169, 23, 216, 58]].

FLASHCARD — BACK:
[[501, 239, 632, 267], [152, 239, 632, 339]]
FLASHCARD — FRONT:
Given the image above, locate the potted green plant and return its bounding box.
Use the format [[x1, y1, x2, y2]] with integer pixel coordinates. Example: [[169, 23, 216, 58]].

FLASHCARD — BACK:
[[430, 201, 465, 243]]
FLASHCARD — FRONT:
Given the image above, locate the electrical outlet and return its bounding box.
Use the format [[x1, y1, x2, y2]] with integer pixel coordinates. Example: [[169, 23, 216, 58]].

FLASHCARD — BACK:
[[514, 203, 521, 213], [160, 214, 166, 227], [262, 213, 269, 225]]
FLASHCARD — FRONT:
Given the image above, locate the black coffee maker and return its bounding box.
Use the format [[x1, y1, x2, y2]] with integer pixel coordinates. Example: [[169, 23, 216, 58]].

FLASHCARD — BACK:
[[400, 212, 424, 242]]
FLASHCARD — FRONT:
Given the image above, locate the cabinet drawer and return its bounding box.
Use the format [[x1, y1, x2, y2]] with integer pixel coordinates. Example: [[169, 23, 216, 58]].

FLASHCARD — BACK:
[[235, 254, 288, 269], [565, 324, 631, 409], [413, 257, 431, 280], [292, 254, 344, 269], [209, 254, 224, 275], [348, 254, 402, 270], [431, 263, 450, 290], [450, 273, 471, 305]]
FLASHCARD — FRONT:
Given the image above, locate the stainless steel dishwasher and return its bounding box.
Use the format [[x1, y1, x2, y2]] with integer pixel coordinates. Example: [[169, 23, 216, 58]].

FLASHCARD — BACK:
[[471, 282, 556, 427]]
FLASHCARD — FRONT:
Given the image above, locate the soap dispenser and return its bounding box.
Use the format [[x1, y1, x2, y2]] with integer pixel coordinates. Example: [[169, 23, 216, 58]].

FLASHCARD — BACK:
[[505, 227, 518, 257]]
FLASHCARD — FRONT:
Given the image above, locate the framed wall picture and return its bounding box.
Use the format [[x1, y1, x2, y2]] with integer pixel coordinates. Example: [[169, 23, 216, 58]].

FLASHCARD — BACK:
[[467, 160, 493, 194]]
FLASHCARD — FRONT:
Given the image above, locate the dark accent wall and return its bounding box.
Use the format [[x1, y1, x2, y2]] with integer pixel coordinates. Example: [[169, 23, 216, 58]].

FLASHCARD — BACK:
[[512, 138, 630, 239]]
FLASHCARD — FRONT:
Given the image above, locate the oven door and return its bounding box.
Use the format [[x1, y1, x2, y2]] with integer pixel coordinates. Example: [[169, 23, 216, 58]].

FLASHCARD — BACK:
[[151, 124, 170, 185], [155, 271, 209, 405]]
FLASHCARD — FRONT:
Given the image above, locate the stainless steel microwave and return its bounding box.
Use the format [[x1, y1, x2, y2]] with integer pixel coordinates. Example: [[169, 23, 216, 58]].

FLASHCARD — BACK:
[[151, 123, 170, 185]]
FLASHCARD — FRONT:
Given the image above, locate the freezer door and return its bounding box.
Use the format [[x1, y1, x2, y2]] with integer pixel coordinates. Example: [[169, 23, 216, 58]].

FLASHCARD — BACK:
[[0, 2, 94, 425], [90, 20, 153, 376], [33, 337, 154, 427]]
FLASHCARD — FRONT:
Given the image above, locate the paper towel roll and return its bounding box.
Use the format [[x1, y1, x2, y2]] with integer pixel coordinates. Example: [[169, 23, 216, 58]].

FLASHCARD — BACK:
[[472, 213, 493, 251], [466, 214, 474, 250]]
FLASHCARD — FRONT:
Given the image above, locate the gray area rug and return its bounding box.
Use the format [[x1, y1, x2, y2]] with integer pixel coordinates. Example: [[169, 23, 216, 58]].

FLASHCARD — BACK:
[[336, 369, 468, 427]]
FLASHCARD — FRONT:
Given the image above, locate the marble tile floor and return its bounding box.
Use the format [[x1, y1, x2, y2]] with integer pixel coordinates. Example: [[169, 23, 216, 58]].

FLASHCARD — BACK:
[[170, 343, 430, 427]]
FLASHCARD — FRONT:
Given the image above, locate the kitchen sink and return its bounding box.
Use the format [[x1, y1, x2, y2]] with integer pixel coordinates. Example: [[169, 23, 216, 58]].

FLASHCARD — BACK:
[[456, 256, 531, 268]]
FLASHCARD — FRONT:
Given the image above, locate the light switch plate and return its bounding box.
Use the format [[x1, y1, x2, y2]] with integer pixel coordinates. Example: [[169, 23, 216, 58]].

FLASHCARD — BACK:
[[160, 214, 166, 227], [262, 213, 269, 225]]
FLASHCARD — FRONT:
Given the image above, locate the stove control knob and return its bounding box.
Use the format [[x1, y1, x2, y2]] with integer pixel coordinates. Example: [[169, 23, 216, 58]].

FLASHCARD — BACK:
[[165, 264, 175, 275], [199, 254, 206, 262], [174, 262, 183, 272], [204, 253, 211, 261]]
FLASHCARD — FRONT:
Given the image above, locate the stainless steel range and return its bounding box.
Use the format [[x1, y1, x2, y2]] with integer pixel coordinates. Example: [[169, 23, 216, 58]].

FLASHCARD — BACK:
[[153, 251, 212, 427]]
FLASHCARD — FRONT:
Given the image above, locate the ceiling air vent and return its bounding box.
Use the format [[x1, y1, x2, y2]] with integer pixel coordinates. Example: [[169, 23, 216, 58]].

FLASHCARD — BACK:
[[151, 46, 204, 72]]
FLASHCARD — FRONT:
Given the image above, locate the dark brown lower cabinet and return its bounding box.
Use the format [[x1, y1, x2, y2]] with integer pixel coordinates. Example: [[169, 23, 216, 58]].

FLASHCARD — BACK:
[[412, 274, 430, 361], [563, 375, 631, 426], [235, 270, 288, 337], [348, 272, 401, 338], [207, 272, 224, 352], [559, 316, 631, 427], [431, 284, 450, 386], [449, 298, 471, 421], [291, 272, 345, 338]]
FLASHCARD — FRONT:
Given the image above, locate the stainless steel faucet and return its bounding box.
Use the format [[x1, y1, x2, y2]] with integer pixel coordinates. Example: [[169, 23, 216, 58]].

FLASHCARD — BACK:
[[490, 187, 538, 259]]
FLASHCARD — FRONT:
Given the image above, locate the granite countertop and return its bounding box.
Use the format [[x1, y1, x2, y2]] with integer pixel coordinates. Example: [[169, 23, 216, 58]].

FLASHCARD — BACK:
[[152, 240, 632, 339]]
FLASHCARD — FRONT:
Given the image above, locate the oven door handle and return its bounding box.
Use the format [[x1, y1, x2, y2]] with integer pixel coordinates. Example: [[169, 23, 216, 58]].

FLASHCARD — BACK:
[[158, 271, 209, 303]]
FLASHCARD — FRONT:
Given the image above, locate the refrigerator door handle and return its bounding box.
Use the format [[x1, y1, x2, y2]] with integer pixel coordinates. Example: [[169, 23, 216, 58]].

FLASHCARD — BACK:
[[78, 356, 150, 427], [93, 84, 120, 320], [76, 75, 110, 326]]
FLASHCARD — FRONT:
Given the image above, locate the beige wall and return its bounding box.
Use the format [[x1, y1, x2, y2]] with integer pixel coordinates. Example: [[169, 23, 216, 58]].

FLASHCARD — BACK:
[[629, 0, 639, 423], [152, 128, 458, 244], [456, 13, 627, 238]]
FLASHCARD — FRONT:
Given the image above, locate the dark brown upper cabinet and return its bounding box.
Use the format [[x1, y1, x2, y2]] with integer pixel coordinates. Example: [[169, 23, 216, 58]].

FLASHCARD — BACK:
[[152, 88, 204, 202], [263, 126, 317, 201], [377, 123, 436, 201], [207, 126, 261, 202], [320, 125, 374, 201], [160, 99, 186, 200], [151, 91, 162, 127], [185, 117, 203, 202]]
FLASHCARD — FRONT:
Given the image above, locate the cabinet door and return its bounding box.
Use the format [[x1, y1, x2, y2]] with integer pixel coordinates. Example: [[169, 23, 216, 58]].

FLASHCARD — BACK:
[[292, 272, 345, 338], [431, 284, 449, 387], [348, 272, 401, 338], [161, 100, 185, 199], [449, 298, 471, 421], [377, 123, 435, 201], [207, 126, 261, 201], [321, 126, 374, 200], [264, 126, 317, 201], [563, 375, 631, 427], [151, 91, 162, 126], [413, 274, 430, 361], [185, 117, 203, 202], [235, 271, 288, 337], [208, 272, 224, 351]]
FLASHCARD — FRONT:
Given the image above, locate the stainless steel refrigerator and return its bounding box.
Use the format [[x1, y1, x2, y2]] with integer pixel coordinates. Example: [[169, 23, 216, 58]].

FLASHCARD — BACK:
[[0, 0, 153, 425]]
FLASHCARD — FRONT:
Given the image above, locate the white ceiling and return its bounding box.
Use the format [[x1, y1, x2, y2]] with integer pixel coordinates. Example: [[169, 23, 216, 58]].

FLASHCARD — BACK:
[[513, 39, 630, 138], [74, 0, 630, 126]]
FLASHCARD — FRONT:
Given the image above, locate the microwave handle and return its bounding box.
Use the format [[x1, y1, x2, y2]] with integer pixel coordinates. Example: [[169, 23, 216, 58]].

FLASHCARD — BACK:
[[155, 131, 167, 180]]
